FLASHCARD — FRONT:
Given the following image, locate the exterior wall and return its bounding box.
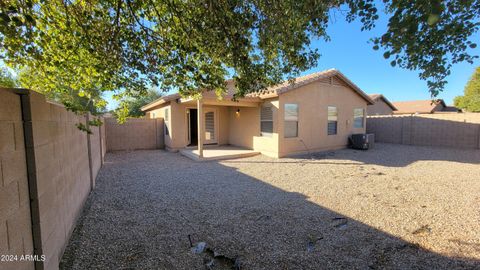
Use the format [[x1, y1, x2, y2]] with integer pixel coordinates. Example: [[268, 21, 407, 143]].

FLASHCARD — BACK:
[[0, 90, 34, 270], [147, 104, 172, 148], [367, 99, 394, 115], [217, 106, 230, 146], [143, 81, 369, 158], [253, 99, 280, 158], [228, 106, 259, 149], [0, 89, 105, 270], [105, 117, 164, 151], [367, 113, 480, 149], [149, 101, 230, 150], [278, 81, 367, 157]]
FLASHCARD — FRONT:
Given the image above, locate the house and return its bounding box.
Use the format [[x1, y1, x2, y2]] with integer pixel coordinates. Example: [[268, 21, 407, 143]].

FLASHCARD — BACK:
[[367, 94, 397, 115], [392, 99, 460, 114], [141, 69, 374, 158]]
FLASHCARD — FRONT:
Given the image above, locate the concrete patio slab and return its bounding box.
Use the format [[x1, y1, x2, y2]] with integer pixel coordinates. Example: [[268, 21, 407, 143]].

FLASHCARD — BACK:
[[179, 145, 260, 161]]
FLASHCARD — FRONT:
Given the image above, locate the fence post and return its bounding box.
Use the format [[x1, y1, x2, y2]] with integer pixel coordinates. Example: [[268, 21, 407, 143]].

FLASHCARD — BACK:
[[86, 113, 94, 191], [477, 124, 480, 149], [98, 117, 104, 165]]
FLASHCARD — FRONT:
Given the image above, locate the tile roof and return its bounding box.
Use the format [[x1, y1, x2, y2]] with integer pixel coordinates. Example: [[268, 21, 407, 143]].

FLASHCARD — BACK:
[[368, 94, 397, 111], [142, 69, 374, 111], [392, 99, 446, 114], [247, 69, 374, 104]]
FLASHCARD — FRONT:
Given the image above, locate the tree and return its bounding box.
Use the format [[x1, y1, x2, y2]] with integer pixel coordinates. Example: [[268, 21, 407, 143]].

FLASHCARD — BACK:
[[1, 0, 479, 120], [454, 67, 480, 112], [0, 66, 18, 87], [115, 89, 162, 119]]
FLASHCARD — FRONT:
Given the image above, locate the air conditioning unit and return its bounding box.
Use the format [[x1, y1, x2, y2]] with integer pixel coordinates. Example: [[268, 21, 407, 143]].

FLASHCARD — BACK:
[[349, 133, 374, 150]]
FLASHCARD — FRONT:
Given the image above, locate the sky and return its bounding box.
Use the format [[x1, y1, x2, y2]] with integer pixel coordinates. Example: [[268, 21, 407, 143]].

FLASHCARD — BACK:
[[104, 6, 478, 110], [2, 3, 477, 110], [302, 9, 479, 106]]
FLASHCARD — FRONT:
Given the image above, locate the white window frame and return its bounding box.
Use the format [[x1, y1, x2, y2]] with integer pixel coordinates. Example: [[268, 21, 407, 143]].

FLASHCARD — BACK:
[[260, 104, 273, 137], [284, 103, 298, 138], [353, 108, 365, 128], [327, 106, 338, 135]]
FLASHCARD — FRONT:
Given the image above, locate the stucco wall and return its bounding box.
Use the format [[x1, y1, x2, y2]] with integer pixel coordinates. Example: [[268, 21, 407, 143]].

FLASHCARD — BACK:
[[143, 80, 369, 157], [0, 89, 105, 270], [149, 102, 230, 150], [228, 106, 259, 149], [367, 99, 394, 116], [252, 99, 280, 158], [0, 89, 34, 270], [367, 114, 480, 149], [105, 117, 164, 151], [278, 81, 367, 157]]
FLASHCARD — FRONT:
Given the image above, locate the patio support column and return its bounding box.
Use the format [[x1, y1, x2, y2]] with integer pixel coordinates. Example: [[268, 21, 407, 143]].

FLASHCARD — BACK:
[[197, 97, 204, 158]]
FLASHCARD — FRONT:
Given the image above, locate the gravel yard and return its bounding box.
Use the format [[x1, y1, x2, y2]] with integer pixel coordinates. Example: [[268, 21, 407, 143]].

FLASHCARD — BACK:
[[60, 143, 480, 269]]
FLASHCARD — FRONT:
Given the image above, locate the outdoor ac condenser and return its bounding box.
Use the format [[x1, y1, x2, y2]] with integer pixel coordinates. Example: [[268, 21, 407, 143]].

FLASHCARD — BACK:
[[349, 133, 374, 150]]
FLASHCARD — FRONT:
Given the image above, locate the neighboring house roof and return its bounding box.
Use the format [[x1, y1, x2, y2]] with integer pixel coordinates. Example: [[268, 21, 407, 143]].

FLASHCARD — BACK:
[[392, 99, 447, 114], [368, 94, 397, 111], [442, 106, 461, 112], [141, 93, 181, 111], [142, 68, 374, 111]]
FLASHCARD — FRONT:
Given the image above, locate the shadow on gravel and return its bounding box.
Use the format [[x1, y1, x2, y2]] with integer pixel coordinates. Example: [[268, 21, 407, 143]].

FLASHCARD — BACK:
[[60, 149, 479, 269], [223, 143, 480, 167]]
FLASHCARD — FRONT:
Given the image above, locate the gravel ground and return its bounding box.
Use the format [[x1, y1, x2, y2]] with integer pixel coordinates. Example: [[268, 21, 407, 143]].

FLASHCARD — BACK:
[[60, 143, 480, 269]]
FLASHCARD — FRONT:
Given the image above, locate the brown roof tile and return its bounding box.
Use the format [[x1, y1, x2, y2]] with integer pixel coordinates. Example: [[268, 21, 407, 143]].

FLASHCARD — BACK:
[[368, 94, 397, 111], [392, 99, 446, 114]]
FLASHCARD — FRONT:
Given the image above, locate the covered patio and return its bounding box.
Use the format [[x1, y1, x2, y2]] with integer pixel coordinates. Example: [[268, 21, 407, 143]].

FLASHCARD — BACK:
[[178, 91, 262, 160], [179, 145, 260, 161]]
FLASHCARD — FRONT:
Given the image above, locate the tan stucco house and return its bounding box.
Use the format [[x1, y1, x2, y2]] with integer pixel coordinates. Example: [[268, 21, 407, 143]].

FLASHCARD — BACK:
[[142, 69, 374, 158], [367, 94, 397, 115]]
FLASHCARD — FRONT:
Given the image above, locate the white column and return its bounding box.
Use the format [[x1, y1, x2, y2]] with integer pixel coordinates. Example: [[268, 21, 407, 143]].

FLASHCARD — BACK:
[[197, 98, 204, 158]]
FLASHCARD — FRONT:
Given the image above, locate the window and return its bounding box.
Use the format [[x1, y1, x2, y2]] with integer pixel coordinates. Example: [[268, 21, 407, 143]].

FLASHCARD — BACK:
[[260, 105, 273, 136], [353, 108, 364, 128], [205, 111, 215, 140], [284, 104, 298, 138], [151, 112, 156, 119], [327, 106, 337, 135], [164, 108, 170, 136]]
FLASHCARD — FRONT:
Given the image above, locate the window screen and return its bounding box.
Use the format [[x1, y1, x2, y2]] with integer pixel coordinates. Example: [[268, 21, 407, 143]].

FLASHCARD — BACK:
[[284, 104, 298, 138], [164, 108, 170, 136], [328, 106, 337, 135], [353, 108, 364, 128], [205, 112, 215, 140], [260, 105, 273, 136]]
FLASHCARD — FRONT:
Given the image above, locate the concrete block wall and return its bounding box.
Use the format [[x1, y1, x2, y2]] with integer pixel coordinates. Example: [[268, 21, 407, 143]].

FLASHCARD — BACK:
[[0, 90, 34, 270], [28, 92, 93, 270], [105, 117, 164, 151], [0, 88, 105, 270], [367, 113, 480, 149]]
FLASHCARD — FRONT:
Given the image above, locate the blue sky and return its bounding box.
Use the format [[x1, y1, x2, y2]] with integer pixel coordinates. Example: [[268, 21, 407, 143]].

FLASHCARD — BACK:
[[2, 4, 477, 110], [105, 7, 478, 110], [302, 9, 479, 106]]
